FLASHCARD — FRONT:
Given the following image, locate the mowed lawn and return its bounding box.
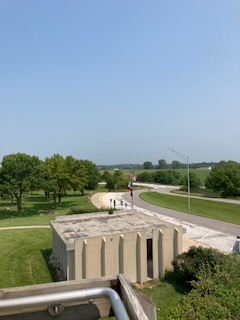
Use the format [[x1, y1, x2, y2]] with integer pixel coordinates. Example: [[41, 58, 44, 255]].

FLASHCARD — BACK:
[[140, 192, 240, 225], [0, 191, 99, 288], [0, 192, 97, 227], [0, 228, 53, 288], [136, 279, 187, 320]]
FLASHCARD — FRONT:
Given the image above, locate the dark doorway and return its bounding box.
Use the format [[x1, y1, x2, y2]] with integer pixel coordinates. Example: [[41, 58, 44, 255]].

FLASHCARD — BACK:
[[147, 238, 153, 278]]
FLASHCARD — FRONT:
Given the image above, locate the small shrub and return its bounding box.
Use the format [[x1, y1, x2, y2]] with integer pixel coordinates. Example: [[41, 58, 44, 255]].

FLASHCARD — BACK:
[[172, 246, 228, 287], [108, 207, 114, 214]]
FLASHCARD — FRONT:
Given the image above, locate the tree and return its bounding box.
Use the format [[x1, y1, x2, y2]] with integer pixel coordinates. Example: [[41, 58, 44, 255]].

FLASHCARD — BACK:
[[82, 160, 100, 190], [181, 172, 202, 188], [0, 153, 42, 216], [143, 161, 153, 169], [45, 154, 70, 207], [153, 170, 181, 185], [153, 171, 167, 183], [158, 159, 168, 169], [137, 171, 153, 183], [65, 156, 88, 195], [103, 170, 128, 191], [104, 172, 115, 191], [165, 170, 181, 185], [171, 160, 181, 169], [205, 161, 240, 197]]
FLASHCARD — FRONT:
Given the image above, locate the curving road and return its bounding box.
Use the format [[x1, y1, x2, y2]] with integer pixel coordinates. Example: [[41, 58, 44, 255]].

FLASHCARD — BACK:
[[122, 190, 240, 237], [98, 188, 239, 253], [122, 189, 240, 237], [93, 187, 240, 252]]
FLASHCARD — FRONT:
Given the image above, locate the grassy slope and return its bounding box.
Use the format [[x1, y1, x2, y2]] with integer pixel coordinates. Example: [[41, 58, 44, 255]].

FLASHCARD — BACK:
[[0, 229, 52, 288], [140, 192, 240, 225]]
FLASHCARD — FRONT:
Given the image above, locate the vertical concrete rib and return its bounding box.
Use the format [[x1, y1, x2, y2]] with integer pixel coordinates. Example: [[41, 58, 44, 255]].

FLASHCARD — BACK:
[[158, 229, 165, 278], [82, 239, 87, 279], [101, 237, 106, 276], [119, 235, 124, 273]]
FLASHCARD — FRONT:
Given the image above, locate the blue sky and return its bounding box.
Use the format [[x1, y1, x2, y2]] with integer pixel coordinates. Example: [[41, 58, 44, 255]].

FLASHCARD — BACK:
[[1, 0, 239, 165]]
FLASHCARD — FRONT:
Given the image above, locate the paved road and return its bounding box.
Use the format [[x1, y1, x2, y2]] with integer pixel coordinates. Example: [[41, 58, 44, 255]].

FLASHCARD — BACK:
[[134, 182, 240, 205], [100, 190, 240, 253], [122, 189, 240, 237]]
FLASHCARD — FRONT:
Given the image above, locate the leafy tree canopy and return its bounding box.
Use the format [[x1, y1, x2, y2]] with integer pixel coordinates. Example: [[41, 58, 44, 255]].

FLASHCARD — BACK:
[[171, 160, 181, 169], [143, 161, 153, 169], [82, 160, 100, 190], [0, 153, 42, 215], [181, 172, 202, 188], [205, 160, 240, 197], [103, 170, 128, 191], [158, 159, 168, 169]]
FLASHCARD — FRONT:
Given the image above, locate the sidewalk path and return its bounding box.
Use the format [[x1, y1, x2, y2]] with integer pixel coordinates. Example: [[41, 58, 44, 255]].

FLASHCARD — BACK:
[[0, 225, 50, 230], [91, 192, 108, 209]]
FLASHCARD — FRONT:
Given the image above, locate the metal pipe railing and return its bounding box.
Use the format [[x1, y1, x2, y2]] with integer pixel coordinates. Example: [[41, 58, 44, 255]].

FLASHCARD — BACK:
[[0, 286, 130, 320]]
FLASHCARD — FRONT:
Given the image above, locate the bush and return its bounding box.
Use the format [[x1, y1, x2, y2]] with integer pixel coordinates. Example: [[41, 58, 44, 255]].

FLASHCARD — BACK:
[[180, 172, 202, 188], [172, 246, 228, 287], [167, 248, 240, 319]]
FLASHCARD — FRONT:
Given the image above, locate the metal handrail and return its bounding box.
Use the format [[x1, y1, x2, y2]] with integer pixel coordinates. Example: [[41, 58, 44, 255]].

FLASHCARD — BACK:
[[0, 286, 130, 320]]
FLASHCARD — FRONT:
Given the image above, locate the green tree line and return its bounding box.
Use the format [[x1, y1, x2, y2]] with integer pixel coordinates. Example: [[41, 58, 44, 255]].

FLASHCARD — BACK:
[[137, 170, 202, 188], [143, 159, 216, 170], [0, 153, 100, 216], [138, 160, 240, 198]]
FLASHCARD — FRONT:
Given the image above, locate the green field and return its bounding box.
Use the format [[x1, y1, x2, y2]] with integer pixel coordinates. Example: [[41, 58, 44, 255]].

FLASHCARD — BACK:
[[140, 192, 240, 225], [103, 168, 211, 185]]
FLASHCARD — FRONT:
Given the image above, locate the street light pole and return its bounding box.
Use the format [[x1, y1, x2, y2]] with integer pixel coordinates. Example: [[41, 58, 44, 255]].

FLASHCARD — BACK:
[[169, 148, 191, 213]]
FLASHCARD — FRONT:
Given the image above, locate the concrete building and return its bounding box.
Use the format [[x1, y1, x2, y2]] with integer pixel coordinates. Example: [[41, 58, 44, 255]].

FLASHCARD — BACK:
[[50, 210, 183, 284]]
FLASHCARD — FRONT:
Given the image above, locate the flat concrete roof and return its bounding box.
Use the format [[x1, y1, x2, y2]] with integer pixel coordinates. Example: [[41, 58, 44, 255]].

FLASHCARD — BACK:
[[50, 210, 174, 247]]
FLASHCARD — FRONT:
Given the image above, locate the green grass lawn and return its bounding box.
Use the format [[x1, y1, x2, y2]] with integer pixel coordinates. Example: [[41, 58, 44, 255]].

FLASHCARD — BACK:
[[101, 278, 186, 320], [140, 192, 240, 225], [0, 228, 53, 288], [0, 190, 104, 289], [135, 277, 187, 320], [0, 191, 97, 227]]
